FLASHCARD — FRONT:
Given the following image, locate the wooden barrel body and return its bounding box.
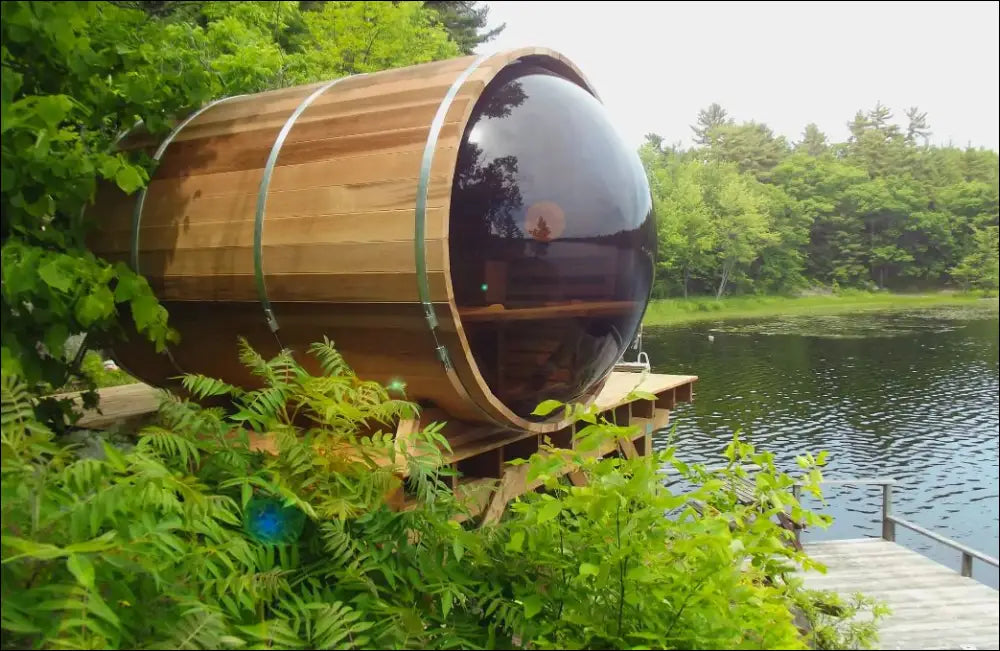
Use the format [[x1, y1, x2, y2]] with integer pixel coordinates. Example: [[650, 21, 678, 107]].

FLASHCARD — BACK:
[[89, 48, 656, 433]]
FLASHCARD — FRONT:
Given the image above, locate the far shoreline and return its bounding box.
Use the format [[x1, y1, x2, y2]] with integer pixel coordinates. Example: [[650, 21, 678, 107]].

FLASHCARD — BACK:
[[641, 291, 999, 327]]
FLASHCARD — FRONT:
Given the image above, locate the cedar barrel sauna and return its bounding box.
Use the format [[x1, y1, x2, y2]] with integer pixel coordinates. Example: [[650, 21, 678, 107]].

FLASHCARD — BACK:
[[89, 47, 657, 434]]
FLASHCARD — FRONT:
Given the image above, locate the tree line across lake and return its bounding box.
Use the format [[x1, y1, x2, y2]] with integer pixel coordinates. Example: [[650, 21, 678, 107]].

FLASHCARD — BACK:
[[641, 103, 999, 298]]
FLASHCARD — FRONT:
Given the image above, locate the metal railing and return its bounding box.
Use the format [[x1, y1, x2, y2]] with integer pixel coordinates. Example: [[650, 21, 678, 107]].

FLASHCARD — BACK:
[[797, 477, 999, 578]]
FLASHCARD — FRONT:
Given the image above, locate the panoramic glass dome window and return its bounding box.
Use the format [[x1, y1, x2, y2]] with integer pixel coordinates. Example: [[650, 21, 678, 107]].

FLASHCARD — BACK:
[[449, 61, 656, 419]]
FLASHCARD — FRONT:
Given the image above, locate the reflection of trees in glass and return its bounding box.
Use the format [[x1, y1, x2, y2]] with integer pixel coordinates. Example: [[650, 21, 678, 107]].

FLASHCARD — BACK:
[[453, 141, 523, 239], [478, 79, 528, 119], [450, 77, 530, 304], [451, 141, 523, 303]]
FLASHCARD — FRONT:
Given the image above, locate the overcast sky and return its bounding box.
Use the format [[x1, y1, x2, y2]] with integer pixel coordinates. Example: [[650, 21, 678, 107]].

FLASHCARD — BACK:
[[476, 1, 1000, 151]]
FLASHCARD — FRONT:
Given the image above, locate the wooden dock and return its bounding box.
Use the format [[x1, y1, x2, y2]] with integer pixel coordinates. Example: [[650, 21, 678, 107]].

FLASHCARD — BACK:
[[792, 478, 999, 650], [801, 539, 999, 650]]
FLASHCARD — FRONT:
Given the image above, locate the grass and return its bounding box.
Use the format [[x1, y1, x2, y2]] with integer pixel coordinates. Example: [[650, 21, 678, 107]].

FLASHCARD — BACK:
[[641, 290, 997, 326], [56, 350, 139, 393]]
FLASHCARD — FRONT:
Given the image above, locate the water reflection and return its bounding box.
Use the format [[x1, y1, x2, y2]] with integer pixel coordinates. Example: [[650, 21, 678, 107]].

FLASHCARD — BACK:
[[449, 62, 656, 418], [645, 305, 1000, 587]]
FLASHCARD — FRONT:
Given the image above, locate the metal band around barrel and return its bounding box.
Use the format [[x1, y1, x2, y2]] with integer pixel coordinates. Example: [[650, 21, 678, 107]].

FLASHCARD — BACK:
[[129, 95, 245, 274], [254, 77, 353, 333], [415, 54, 490, 363], [414, 54, 514, 429]]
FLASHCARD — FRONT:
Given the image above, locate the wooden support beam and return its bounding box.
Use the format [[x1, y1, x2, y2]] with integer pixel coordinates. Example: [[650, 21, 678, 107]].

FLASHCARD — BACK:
[[618, 437, 639, 460]]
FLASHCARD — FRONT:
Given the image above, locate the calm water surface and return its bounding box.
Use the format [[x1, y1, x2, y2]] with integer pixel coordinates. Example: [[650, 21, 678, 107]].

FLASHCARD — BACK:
[[643, 301, 999, 587]]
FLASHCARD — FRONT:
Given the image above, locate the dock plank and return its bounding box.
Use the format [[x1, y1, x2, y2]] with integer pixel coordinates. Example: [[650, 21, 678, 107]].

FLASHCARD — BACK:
[[51, 383, 162, 429], [801, 539, 999, 650]]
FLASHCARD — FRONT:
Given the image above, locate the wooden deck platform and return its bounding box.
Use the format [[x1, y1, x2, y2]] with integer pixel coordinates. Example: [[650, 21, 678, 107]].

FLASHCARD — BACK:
[[801, 539, 999, 650], [56, 371, 697, 524]]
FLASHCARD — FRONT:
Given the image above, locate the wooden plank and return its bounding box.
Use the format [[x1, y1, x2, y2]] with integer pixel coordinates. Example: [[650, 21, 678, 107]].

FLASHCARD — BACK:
[[800, 539, 999, 651], [458, 301, 637, 322], [138, 176, 451, 227], [152, 269, 448, 302], [138, 239, 445, 276], [595, 373, 698, 412], [50, 383, 161, 429], [95, 208, 450, 256]]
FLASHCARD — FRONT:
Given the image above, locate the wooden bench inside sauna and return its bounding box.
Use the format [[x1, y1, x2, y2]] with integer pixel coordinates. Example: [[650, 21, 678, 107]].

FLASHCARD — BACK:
[[88, 47, 697, 519]]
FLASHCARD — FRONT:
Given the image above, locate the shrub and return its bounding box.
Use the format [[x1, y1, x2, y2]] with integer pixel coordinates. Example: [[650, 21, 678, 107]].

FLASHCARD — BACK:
[[1, 338, 885, 649]]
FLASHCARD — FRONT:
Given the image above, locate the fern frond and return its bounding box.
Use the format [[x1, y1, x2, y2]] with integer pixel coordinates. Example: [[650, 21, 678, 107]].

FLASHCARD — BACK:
[[166, 603, 232, 651], [1, 372, 37, 427], [308, 601, 371, 649], [179, 373, 243, 400], [308, 337, 350, 377], [61, 457, 107, 494], [136, 427, 201, 467], [237, 337, 271, 379]]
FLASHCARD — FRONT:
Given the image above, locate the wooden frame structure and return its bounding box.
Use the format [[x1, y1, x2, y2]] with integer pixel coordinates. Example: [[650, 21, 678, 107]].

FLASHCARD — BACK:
[[389, 371, 697, 524]]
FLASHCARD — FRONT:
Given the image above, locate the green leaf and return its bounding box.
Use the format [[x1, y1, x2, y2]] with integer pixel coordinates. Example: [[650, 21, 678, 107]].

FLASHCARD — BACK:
[[66, 554, 95, 589], [99, 156, 121, 179], [522, 594, 543, 619], [531, 399, 563, 417], [85, 591, 121, 629], [442, 591, 452, 617], [1, 536, 66, 561], [36, 95, 71, 127], [130, 293, 162, 333], [65, 531, 117, 553], [102, 441, 127, 472], [452, 537, 464, 562], [241, 482, 252, 509], [505, 530, 525, 553], [45, 323, 69, 358], [578, 562, 599, 577], [38, 259, 73, 293], [537, 500, 562, 523], [76, 287, 114, 327], [114, 165, 144, 194]]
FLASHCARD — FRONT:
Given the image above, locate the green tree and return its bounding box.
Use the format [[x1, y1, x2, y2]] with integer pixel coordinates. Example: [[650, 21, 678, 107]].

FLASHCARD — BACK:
[[797, 123, 828, 157], [951, 226, 1000, 291], [424, 1, 505, 54], [708, 120, 790, 180], [691, 102, 732, 146], [904, 106, 931, 146], [650, 160, 716, 297]]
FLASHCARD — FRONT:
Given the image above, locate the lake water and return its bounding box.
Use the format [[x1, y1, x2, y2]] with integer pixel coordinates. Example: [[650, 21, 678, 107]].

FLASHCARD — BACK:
[[643, 301, 1000, 587]]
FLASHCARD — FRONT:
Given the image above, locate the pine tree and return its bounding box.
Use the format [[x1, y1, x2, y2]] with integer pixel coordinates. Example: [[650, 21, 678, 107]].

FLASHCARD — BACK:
[[905, 106, 931, 145], [691, 103, 732, 146], [797, 123, 828, 156]]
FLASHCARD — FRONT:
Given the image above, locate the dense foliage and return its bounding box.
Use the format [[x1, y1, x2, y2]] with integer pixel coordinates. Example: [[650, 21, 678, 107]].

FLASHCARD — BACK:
[[643, 104, 1000, 297], [1, 338, 885, 650], [0, 0, 478, 418]]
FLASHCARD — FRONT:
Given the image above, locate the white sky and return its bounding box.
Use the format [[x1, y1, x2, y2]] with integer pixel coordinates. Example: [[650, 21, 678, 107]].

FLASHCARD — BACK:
[[476, 1, 1000, 151]]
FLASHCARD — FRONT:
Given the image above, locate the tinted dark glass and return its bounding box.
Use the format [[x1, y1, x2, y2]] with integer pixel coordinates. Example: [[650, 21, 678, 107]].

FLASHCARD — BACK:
[[449, 63, 656, 419]]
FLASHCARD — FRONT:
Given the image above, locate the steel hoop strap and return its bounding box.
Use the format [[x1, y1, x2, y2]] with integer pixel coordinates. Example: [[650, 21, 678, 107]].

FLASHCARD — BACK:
[[414, 54, 513, 428], [253, 76, 359, 337], [130, 94, 246, 274]]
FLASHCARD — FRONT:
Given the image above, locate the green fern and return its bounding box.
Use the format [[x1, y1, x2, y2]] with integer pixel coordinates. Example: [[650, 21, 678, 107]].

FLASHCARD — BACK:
[[180, 374, 244, 401], [3, 341, 883, 651]]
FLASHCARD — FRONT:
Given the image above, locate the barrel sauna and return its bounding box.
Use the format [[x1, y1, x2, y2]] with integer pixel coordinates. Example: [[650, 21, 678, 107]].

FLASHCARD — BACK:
[[89, 48, 656, 433]]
